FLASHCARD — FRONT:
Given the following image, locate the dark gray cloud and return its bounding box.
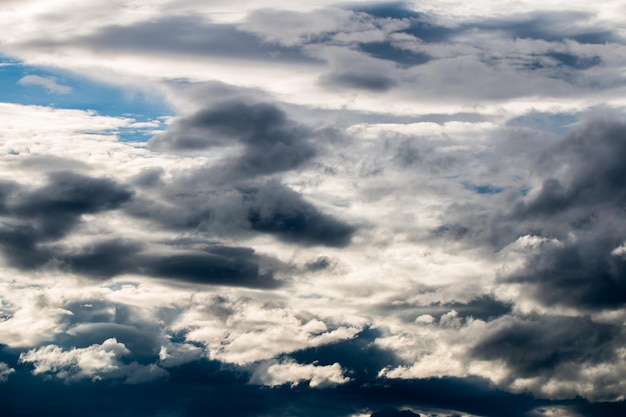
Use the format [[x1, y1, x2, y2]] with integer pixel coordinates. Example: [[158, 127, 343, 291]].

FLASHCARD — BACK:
[[129, 167, 165, 188], [305, 256, 332, 272], [358, 42, 432, 68], [503, 234, 626, 309], [502, 118, 626, 309], [431, 116, 626, 310], [149, 101, 316, 177], [63, 240, 281, 289], [0, 228, 281, 288], [59, 238, 142, 278], [141, 246, 281, 288], [320, 72, 398, 92], [244, 182, 356, 247], [0, 170, 283, 287], [29, 16, 320, 64], [126, 170, 356, 247], [0, 172, 132, 269], [472, 315, 622, 377], [12, 170, 132, 239], [376, 295, 513, 323], [0, 224, 52, 270], [524, 118, 626, 214]]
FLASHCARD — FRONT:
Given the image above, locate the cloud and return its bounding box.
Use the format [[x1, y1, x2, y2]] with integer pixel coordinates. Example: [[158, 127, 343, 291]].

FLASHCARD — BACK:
[[469, 315, 626, 401], [184, 296, 362, 364], [37, 238, 281, 288], [0, 102, 131, 139], [17, 75, 72, 94], [250, 359, 350, 388], [158, 343, 204, 368], [470, 10, 622, 44], [320, 72, 398, 92], [370, 407, 421, 417], [499, 117, 626, 310], [1, 2, 626, 417], [374, 295, 513, 323], [18, 338, 168, 383], [12, 171, 132, 235], [245, 182, 356, 247], [0, 363, 14, 382], [70, 15, 318, 64], [0, 171, 132, 271], [125, 167, 356, 248], [149, 101, 316, 176], [141, 245, 282, 288]]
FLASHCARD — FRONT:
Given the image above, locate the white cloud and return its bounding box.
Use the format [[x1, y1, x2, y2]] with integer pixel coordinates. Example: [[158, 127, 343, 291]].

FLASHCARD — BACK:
[[180, 295, 362, 364], [2, 1, 624, 118], [19, 338, 168, 383], [158, 342, 204, 368], [0, 281, 73, 348], [0, 102, 131, 141], [250, 359, 350, 388], [611, 243, 626, 257]]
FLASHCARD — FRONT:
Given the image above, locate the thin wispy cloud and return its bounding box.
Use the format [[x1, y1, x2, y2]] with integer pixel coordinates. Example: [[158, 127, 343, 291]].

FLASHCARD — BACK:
[[17, 75, 72, 94]]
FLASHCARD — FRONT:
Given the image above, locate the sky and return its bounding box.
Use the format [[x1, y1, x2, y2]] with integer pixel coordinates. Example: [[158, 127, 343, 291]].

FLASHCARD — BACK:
[[0, 1, 626, 416]]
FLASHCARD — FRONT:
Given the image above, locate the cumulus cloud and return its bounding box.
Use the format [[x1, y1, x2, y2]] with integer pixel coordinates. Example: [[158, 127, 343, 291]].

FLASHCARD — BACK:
[[250, 359, 350, 388], [19, 338, 168, 383], [181, 294, 362, 364]]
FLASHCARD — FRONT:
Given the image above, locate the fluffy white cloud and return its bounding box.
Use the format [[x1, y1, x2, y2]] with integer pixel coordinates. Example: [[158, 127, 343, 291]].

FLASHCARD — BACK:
[[19, 338, 168, 383], [0, 281, 73, 348], [179, 294, 362, 364], [250, 359, 350, 388]]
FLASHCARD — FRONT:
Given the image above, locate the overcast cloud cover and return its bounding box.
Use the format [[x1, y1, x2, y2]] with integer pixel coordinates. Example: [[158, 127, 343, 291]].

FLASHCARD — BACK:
[[1, 1, 626, 416]]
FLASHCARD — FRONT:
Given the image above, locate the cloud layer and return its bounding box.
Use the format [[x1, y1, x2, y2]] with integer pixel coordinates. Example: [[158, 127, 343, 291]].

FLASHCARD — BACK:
[[1, 1, 626, 417]]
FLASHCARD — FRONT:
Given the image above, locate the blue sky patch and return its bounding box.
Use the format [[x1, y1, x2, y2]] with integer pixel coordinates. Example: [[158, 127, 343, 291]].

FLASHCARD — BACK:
[[0, 54, 172, 141], [507, 112, 579, 134]]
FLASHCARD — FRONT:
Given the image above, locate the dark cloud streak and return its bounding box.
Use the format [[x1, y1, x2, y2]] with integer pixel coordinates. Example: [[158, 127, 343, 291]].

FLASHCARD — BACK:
[[29, 16, 320, 64], [149, 101, 316, 177]]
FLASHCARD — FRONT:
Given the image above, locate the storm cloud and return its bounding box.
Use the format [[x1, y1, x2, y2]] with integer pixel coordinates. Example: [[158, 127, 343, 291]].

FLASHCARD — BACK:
[[0, 171, 132, 269], [150, 101, 317, 177], [502, 118, 626, 310]]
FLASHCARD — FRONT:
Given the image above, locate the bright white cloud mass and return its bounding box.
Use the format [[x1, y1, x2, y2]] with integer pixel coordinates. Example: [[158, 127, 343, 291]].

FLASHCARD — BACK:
[[0, 1, 625, 416]]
